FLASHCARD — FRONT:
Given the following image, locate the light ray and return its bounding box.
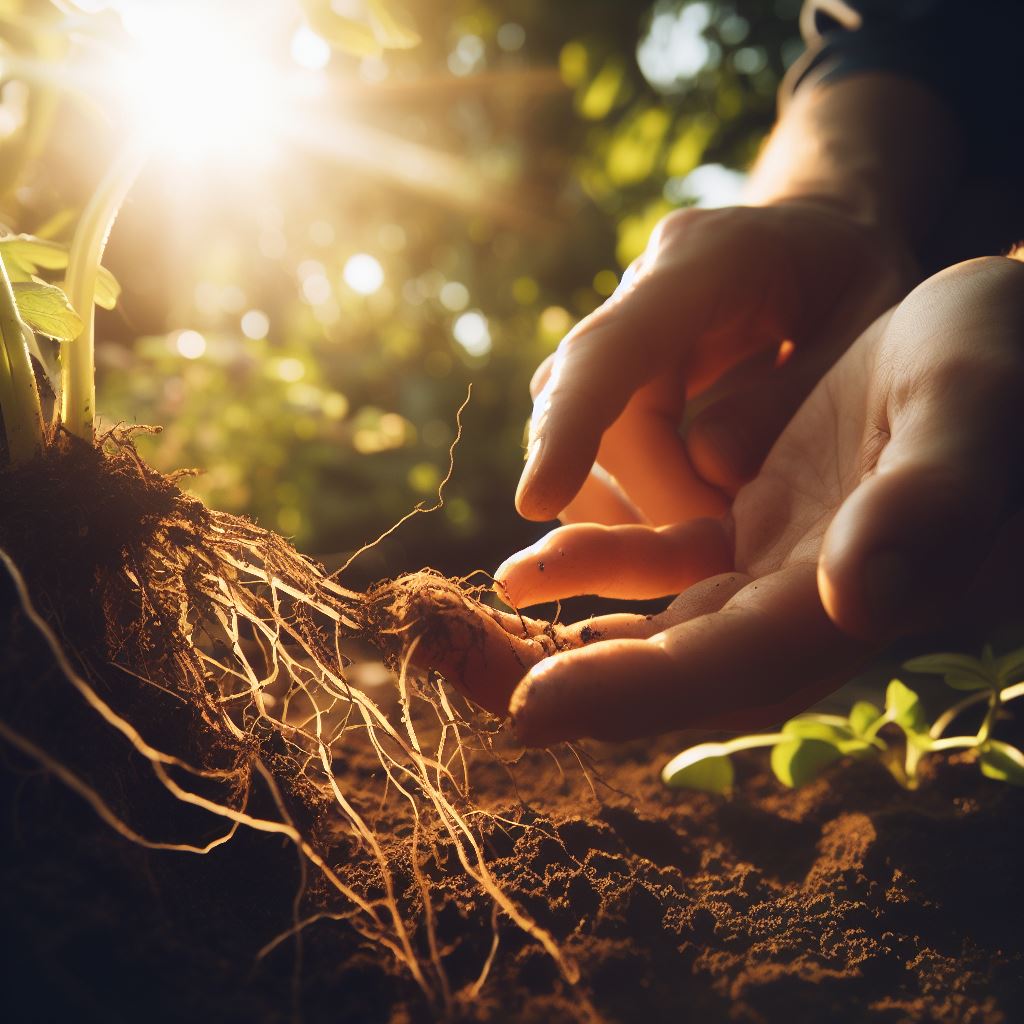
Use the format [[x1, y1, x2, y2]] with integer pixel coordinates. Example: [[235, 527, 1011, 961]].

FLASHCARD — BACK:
[[285, 111, 549, 231]]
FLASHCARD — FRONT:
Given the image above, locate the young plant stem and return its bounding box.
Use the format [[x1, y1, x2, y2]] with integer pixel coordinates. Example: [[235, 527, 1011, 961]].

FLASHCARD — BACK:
[[722, 733, 785, 753], [0, 250, 43, 463], [976, 689, 1002, 745], [927, 735, 979, 753], [930, 681, 1024, 739], [910, 685, 1015, 782], [60, 138, 148, 439]]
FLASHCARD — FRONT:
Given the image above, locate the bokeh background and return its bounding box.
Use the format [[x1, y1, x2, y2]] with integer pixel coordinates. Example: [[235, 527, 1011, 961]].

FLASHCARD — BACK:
[[3, 0, 804, 585]]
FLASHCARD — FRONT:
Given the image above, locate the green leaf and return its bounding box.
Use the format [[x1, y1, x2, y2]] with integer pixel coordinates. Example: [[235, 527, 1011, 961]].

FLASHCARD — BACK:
[[979, 740, 1024, 786], [902, 652, 993, 690], [0, 234, 68, 271], [782, 717, 851, 743], [13, 281, 83, 341], [885, 679, 928, 734], [0, 247, 34, 282], [943, 673, 994, 692], [0, 235, 120, 309], [662, 742, 734, 794], [849, 701, 882, 737], [770, 739, 843, 788], [782, 716, 873, 756], [94, 265, 120, 311], [300, 0, 382, 56], [995, 645, 1024, 687], [367, 0, 420, 48]]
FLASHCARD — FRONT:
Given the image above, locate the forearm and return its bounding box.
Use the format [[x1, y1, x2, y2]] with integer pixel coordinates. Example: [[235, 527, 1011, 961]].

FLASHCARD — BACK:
[[744, 72, 964, 246]]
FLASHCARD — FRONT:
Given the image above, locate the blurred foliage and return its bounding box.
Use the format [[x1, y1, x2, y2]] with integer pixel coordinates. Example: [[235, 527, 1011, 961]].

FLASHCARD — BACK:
[[1, 0, 803, 578]]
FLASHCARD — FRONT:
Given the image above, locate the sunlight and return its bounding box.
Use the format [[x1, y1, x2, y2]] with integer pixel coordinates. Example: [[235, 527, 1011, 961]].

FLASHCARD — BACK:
[[108, 1, 292, 166]]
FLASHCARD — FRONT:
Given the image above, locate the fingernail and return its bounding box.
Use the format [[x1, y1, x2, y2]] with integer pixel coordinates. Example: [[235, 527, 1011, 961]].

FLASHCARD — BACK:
[[860, 549, 914, 630], [522, 435, 542, 482], [492, 557, 522, 606], [492, 564, 537, 610]]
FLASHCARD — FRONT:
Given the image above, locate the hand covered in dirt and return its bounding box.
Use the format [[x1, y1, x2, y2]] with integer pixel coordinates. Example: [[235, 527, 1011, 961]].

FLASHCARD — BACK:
[[516, 201, 915, 526], [498, 256, 1024, 744]]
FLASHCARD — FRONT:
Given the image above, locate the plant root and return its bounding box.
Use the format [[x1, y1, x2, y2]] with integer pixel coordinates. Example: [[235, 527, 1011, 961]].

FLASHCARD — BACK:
[[0, 425, 592, 1018]]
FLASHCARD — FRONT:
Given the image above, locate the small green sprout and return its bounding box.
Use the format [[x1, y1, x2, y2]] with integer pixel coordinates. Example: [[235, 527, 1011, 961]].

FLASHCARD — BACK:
[[662, 644, 1024, 794], [0, 230, 121, 461]]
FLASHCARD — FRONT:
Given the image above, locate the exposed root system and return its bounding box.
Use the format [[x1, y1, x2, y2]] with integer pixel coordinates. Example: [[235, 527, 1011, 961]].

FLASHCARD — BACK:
[[0, 427, 589, 1019], [364, 570, 578, 715]]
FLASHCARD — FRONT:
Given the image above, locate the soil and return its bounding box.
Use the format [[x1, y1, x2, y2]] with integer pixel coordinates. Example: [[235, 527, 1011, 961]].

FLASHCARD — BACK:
[[4, 544, 1024, 1024], [2, 434, 1022, 1024]]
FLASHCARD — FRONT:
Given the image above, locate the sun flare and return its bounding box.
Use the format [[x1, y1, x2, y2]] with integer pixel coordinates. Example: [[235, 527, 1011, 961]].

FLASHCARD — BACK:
[[102, 1, 299, 167]]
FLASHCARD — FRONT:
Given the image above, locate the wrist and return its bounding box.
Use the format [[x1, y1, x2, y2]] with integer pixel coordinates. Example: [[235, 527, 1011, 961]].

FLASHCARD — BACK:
[[745, 73, 962, 247]]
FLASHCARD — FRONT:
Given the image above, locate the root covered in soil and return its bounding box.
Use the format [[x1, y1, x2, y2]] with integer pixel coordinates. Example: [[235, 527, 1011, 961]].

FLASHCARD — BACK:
[[0, 426, 589, 1019]]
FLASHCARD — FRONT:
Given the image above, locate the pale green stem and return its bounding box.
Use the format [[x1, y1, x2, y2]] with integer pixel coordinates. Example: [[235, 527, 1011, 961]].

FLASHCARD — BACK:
[[903, 743, 924, 787], [0, 251, 43, 463], [721, 733, 785, 754], [977, 689, 1001, 746], [927, 735, 980, 753], [60, 138, 148, 439], [911, 682, 1021, 785], [930, 681, 1024, 739]]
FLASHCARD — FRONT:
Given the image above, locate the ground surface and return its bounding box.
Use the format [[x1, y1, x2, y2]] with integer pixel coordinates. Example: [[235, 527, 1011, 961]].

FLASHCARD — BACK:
[[3, 567, 1024, 1024]]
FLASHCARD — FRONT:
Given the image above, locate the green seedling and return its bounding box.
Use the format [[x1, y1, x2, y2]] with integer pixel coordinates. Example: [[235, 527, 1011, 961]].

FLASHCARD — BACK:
[[0, 231, 109, 462], [662, 644, 1024, 794]]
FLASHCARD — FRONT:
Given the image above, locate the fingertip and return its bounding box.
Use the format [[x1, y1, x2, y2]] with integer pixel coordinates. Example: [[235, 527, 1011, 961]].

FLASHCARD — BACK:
[[492, 553, 539, 609], [509, 656, 568, 747], [510, 639, 680, 745], [515, 441, 571, 521], [514, 483, 558, 522], [490, 574, 515, 609], [509, 651, 589, 749]]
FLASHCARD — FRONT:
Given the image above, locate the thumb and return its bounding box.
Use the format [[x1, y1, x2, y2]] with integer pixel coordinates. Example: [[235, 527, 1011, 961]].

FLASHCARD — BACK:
[[819, 259, 1024, 641]]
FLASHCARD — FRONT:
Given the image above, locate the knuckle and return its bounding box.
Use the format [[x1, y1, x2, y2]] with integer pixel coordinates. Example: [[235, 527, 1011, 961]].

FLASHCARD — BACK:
[[654, 206, 719, 248]]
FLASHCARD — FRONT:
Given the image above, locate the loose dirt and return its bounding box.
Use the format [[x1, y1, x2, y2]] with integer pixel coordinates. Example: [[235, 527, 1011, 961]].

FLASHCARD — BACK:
[[4, 576, 1023, 1023]]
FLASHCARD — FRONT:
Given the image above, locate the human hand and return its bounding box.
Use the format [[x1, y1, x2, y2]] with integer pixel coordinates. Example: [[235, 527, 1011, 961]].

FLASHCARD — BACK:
[[498, 256, 1024, 745], [517, 201, 917, 526]]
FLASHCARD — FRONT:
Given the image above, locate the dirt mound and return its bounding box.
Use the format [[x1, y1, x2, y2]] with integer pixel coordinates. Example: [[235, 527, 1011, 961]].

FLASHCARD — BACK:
[[4, 564, 1023, 1024]]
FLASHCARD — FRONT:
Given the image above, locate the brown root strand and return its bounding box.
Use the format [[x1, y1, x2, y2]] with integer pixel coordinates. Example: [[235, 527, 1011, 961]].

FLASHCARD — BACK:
[[0, 425, 595, 1018]]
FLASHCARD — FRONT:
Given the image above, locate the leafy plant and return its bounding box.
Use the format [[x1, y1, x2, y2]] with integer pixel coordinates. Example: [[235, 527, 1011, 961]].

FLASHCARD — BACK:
[[662, 645, 1024, 794]]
